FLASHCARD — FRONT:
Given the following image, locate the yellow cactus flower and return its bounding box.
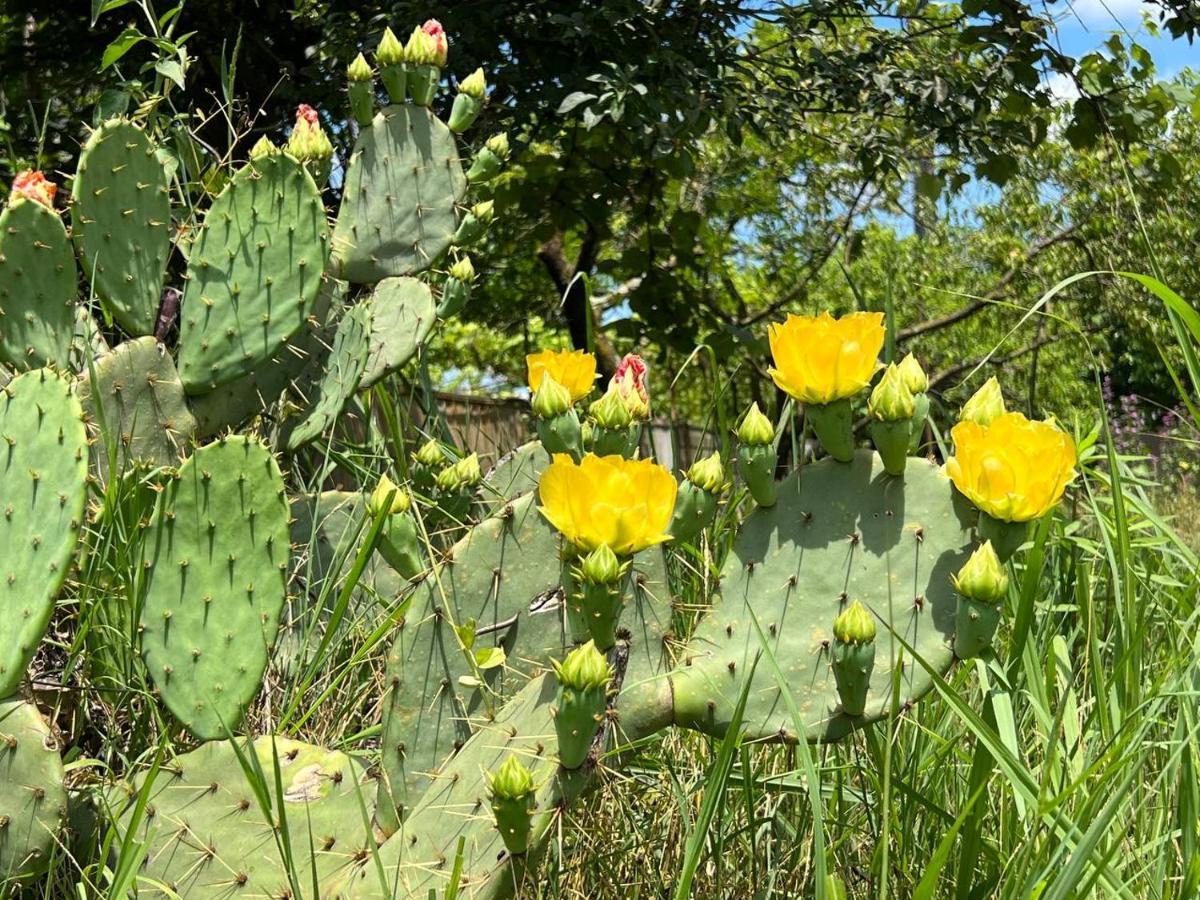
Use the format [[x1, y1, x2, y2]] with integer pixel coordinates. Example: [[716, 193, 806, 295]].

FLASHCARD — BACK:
[[526, 349, 597, 403], [538, 453, 676, 556], [945, 412, 1077, 522], [767, 311, 885, 405]]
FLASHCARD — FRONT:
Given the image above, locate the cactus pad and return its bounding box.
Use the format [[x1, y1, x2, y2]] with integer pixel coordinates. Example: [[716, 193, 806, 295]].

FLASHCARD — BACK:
[[359, 276, 437, 389], [139, 436, 290, 738], [670, 450, 975, 742], [179, 152, 329, 393], [0, 369, 87, 696], [77, 336, 196, 476], [0, 199, 77, 369], [332, 105, 466, 284], [107, 736, 377, 898], [0, 699, 67, 882], [480, 441, 548, 514], [284, 301, 371, 451], [71, 119, 171, 336]]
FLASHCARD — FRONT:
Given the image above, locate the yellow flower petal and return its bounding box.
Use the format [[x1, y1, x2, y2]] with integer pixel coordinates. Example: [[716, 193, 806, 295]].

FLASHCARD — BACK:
[[526, 349, 597, 402], [767, 311, 884, 404]]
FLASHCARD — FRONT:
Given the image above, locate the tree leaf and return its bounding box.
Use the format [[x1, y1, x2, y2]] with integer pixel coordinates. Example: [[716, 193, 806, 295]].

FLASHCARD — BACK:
[[557, 91, 596, 114], [101, 27, 144, 71]]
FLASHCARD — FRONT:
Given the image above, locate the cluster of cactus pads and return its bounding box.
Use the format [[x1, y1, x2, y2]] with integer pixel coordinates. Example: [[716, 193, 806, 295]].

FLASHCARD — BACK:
[[0, 23, 1077, 899]]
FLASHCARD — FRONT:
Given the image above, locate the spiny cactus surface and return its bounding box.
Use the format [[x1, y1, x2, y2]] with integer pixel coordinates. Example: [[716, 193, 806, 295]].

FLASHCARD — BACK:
[[108, 736, 378, 898], [0, 698, 68, 882], [285, 301, 372, 451], [77, 335, 196, 476], [0, 369, 87, 696], [139, 436, 290, 738], [71, 119, 171, 337], [179, 152, 329, 393], [359, 276, 437, 389], [670, 450, 975, 741], [332, 105, 466, 284], [0, 198, 77, 369]]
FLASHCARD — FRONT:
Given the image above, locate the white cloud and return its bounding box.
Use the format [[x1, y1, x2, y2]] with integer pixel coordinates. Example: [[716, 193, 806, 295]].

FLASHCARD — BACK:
[[1060, 0, 1155, 27], [1045, 72, 1081, 105]]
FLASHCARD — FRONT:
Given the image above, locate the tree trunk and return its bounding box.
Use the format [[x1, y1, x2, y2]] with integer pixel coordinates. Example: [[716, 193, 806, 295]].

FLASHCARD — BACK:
[[537, 231, 620, 380]]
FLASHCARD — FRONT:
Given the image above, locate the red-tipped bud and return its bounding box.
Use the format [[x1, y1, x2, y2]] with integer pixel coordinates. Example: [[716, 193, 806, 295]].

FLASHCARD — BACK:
[[10, 170, 56, 208], [422, 19, 448, 66], [613, 353, 650, 420]]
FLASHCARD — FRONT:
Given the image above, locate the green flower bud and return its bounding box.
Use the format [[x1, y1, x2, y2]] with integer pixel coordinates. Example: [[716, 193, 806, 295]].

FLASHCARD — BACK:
[[951, 541, 1009, 604], [897, 353, 928, 394], [285, 106, 333, 169], [532, 373, 573, 419], [414, 439, 447, 468], [436, 452, 482, 491], [736, 402, 775, 446], [376, 27, 406, 66], [577, 543, 627, 586], [552, 640, 612, 691], [249, 136, 279, 159], [404, 26, 437, 65], [833, 600, 876, 645], [685, 451, 726, 493], [867, 363, 915, 422], [459, 67, 487, 100], [367, 474, 410, 517], [487, 754, 535, 800], [347, 53, 373, 82], [448, 255, 475, 283], [485, 132, 510, 158], [960, 376, 1006, 427], [472, 200, 495, 223], [589, 385, 633, 429]]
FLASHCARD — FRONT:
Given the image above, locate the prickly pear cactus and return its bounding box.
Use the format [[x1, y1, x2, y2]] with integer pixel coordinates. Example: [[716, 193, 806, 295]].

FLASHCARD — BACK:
[[359, 276, 437, 389], [107, 736, 377, 898], [0, 369, 87, 696], [373, 490, 674, 835], [0, 197, 78, 369], [70, 119, 172, 337], [139, 436, 290, 738], [284, 301, 372, 451], [0, 698, 68, 882], [77, 336, 197, 476], [480, 441, 548, 514], [670, 450, 975, 741], [332, 105, 466, 283], [179, 152, 329, 393]]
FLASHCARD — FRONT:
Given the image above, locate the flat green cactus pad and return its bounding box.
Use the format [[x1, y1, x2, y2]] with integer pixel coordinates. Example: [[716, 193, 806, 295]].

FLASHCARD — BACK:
[[107, 736, 378, 898], [332, 105, 466, 284], [0, 698, 68, 882], [374, 490, 674, 835], [359, 276, 437, 389], [77, 336, 197, 477], [179, 152, 329, 393], [0, 369, 88, 696], [480, 441, 548, 515], [71, 119, 171, 336], [670, 450, 975, 742], [139, 436, 290, 738], [0, 198, 77, 370], [284, 301, 372, 451]]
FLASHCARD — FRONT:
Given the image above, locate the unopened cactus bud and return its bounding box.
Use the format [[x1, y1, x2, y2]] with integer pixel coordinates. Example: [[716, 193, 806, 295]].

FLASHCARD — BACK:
[[868, 364, 915, 422], [736, 402, 774, 446], [249, 136, 279, 159], [831, 600, 876, 717], [686, 451, 726, 494], [449, 69, 487, 132], [10, 170, 56, 208], [285, 104, 334, 186], [459, 67, 487, 100], [487, 755, 536, 854], [570, 544, 631, 650], [485, 132, 510, 158], [346, 54, 375, 126], [414, 438, 447, 469], [473, 200, 495, 223], [552, 641, 611, 769], [422, 19, 448, 67], [448, 255, 476, 283], [959, 376, 1006, 427], [532, 373, 573, 419], [436, 452, 482, 492], [367, 474, 410, 517], [404, 27, 436, 65], [897, 353, 929, 394], [438, 257, 475, 317], [405, 25, 442, 104], [376, 27, 408, 102], [952, 541, 1008, 604], [378, 507, 424, 579], [833, 600, 877, 645], [612, 354, 650, 420], [577, 543, 626, 586], [589, 384, 633, 430], [453, 200, 496, 245], [467, 138, 508, 183]]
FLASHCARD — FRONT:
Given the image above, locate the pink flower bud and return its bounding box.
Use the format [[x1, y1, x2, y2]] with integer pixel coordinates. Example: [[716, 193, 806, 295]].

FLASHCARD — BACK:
[[10, 170, 56, 208], [613, 353, 650, 420], [422, 19, 448, 66], [296, 104, 319, 126]]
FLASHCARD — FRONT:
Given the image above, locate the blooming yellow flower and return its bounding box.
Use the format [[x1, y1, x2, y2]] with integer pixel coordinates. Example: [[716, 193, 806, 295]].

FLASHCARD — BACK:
[[538, 453, 676, 555], [526, 349, 597, 403], [945, 412, 1076, 522], [767, 311, 885, 405]]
